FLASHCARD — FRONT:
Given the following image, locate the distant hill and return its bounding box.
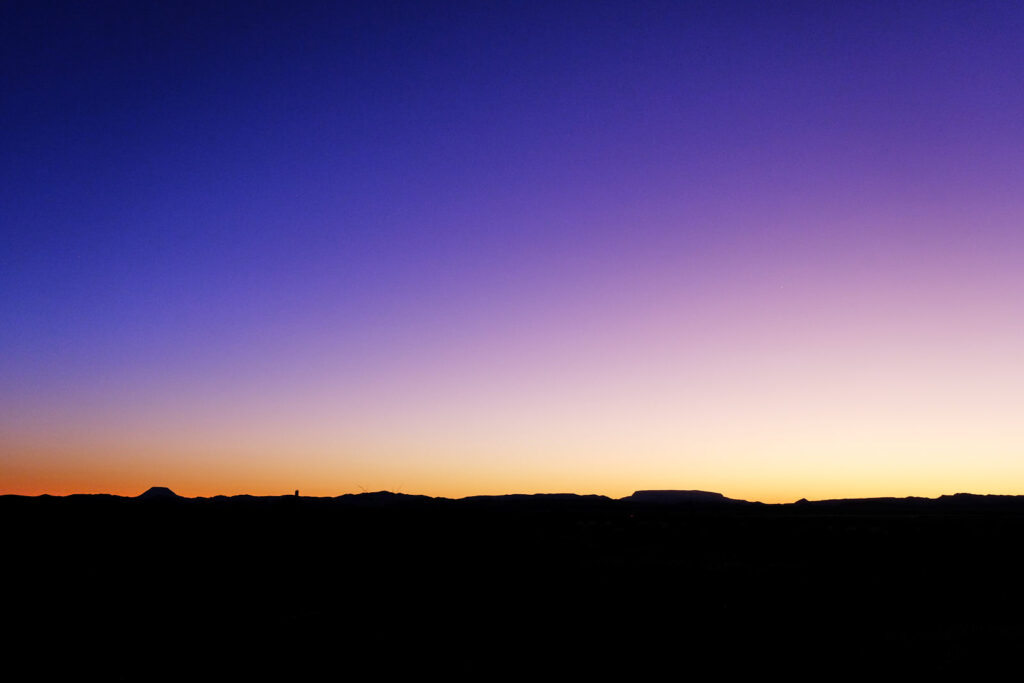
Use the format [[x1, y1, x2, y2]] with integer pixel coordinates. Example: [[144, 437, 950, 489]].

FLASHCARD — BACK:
[[11, 487, 1024, 512], [621, 490, 751, 504], [10, 481, 1024, 679], [137, 486, 179, 500]]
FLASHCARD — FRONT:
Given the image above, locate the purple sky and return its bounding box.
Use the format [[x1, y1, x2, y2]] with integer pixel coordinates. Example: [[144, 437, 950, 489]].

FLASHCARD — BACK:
[[3, 1, 1024, 499]]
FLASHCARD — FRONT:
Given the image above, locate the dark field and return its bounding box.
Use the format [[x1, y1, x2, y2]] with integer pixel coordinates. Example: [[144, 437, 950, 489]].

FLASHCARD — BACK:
[[7, 491, 1024, 678]]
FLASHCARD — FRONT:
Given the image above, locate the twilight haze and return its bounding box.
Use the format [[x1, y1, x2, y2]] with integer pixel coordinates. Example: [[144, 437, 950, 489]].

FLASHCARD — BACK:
[[3, 1, 1023, 501]]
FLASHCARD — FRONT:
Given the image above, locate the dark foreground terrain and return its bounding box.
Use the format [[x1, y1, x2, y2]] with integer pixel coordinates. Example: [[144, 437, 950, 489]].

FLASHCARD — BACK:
[[7, 489, 1024, 678]]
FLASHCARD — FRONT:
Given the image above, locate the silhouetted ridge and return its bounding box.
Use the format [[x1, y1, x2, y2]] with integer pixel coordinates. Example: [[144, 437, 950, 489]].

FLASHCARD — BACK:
[[16, 489, 1024, 510], [9, 484, 1024, 679], [461, 493, 610, 503], [334, 491, 436, 506], [622, 490, 749, 504], [138, 486, 179, 500]]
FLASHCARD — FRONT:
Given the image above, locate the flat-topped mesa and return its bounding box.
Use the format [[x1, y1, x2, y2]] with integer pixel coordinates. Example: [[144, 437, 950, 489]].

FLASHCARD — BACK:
[[138, 486, 179, 500], [622, 490, 748, 504]]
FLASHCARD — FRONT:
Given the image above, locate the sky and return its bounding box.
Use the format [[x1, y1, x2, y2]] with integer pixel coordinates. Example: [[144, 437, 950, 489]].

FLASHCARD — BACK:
[[3, 1, 1024, 501]]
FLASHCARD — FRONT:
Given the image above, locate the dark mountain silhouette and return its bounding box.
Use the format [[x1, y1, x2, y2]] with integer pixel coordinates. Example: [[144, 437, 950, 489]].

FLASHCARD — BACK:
[[621, 489, 750, 504], [333, 490, 436, 505], [10, 487, 1024, 512], [137, 486, 178, 500], [12, 487, 1024, 511], [8, 485, 1024, 679]]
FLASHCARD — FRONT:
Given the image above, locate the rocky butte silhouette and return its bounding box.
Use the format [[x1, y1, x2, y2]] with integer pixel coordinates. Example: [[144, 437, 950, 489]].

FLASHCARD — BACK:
[[137, 486, 179, 500]]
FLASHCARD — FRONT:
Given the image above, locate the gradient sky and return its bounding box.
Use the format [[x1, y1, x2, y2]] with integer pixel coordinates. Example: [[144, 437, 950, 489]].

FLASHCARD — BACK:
[[4, 1, 1024, 501]]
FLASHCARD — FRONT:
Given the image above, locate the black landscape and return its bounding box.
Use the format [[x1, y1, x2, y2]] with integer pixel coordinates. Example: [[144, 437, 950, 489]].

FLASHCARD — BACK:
[[8, 488, 1024, 678]]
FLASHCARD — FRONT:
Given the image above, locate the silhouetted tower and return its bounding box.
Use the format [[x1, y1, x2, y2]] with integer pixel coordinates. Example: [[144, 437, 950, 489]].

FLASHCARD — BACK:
[[294, 489, 299, 497]]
